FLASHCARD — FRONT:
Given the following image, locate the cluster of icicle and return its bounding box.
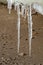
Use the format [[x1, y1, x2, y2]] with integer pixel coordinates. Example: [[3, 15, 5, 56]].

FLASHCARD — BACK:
[[7, 0, 43, 56]]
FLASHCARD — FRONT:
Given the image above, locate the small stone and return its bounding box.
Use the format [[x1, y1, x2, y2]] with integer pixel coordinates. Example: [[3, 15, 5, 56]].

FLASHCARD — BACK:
[[9, 48, 13, 49], [12, 62, 15, 64], [14, 63, 18, 65], [1, 57, 4, 61], [36, 32, 39, 35], [2, 46, 5, 48], [34, 64, 36, 65], [40, 64, 42, 65], [26, 38, 28, 40], [7, 58, 10, 61], [2, 53, 5, 56], [18, 53, 26, 56], [13, 57, 16, 60], [18, 53, 24, 56], [23, 53, 27, 56], [32, 29, 35, 32], [32, 37, 35, 39], [3, 44, 6, 46], [6, 41, 8, 43], [2, 37, 4, 39]]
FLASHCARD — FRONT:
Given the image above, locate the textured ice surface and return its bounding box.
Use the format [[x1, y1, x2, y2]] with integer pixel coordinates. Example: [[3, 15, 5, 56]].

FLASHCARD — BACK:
[[0, 0, 43, 5], [33, 3, 43, 15]]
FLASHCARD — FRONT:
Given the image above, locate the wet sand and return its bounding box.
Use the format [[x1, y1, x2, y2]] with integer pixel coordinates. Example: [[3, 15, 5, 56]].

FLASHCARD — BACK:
[[0, 4, 43, 65]]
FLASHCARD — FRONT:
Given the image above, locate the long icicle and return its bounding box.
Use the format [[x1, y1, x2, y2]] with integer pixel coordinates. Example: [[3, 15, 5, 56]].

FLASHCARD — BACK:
[[17, 4, 20, 53], [14, 3, 17, 11], [7, 0, 12, 14], [24, 6, 26, 19], [28, 4, 32, 56], [22, 5, 25, 17]]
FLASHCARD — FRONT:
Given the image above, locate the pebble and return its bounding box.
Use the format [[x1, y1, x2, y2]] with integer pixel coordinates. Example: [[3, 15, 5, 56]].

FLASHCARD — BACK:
[[40, 64, 42, 65], [34, 64, 36, 65], [18, 53, 26, 56], [32, 29, 35, 32], [2, 53, 5, 56], [3, 43, 6, 46], [9, 47, 13, 49], [35, 32, 39, 35], [13, 57, 16, 60], [25, 38, 28, 40], [32, 37, 35, 39]]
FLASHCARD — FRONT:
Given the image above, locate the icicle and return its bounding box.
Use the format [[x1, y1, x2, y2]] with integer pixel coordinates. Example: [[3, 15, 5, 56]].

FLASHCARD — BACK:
[[14, 3, 17, 11], [24, 6, 26, 19], [24, 8, 26, 18], [21, 5, 26, 18], [7, 0, 12, 14], [15, 4, 17, 10], [22, 5, 25, 17], [17, 4, 20, 53], [28, 4, 32, 56], [9, 9, 11, 14]]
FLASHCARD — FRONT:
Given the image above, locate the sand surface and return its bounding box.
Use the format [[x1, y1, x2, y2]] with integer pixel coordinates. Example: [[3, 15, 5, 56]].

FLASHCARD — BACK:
[[0, 4, 43, 65]]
